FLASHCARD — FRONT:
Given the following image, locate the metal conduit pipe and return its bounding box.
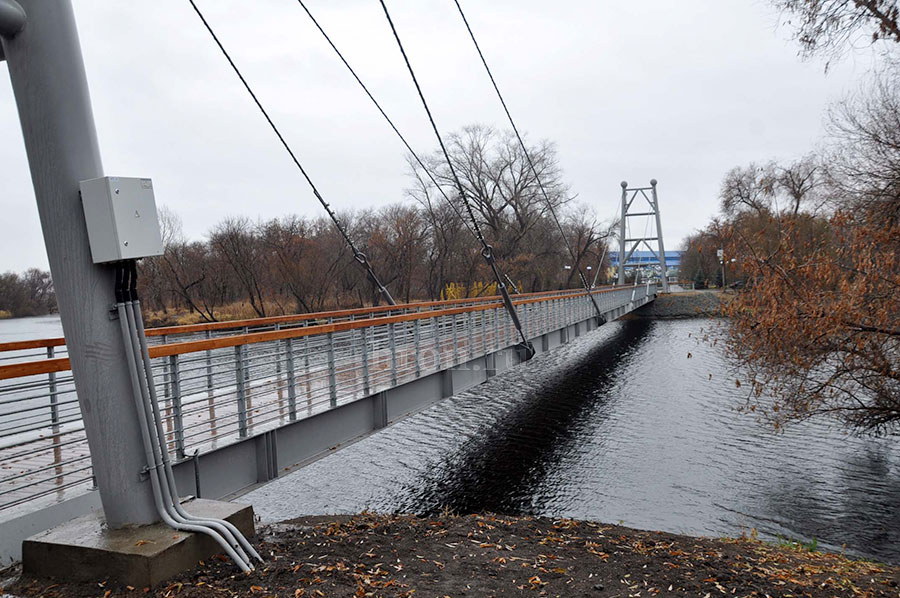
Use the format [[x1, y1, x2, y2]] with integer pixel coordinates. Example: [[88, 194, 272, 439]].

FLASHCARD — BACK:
[[123, 303, 252, 571], [128, 296, 261, 564], [123, 300, 253, 568], [123, 262, 259, 565], [116, 301, 252, 573], [116, 264, 252, 571]]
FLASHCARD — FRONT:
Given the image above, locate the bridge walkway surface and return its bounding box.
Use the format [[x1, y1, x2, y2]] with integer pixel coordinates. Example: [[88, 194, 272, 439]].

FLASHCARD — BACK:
[[0, 283, 656, 564]]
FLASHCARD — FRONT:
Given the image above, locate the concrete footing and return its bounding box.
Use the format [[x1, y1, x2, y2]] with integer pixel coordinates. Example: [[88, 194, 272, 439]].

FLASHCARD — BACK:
[[21, 499, 255, 588]]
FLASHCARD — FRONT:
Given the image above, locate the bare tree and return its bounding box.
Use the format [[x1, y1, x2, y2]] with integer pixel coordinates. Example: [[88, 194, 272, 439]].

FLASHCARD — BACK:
[[772, 0, 900, 60], [210, 217, 270, 318], [138, 205, 184, 313], [776, 155, 826, 215], [719, 163, 776, 217], [0, 269, 56, 317], [406, 154, 482, 298], [364, 205, 429, 304], [8, 124, 615, 323], [825, 68, 900, 222], [412, 125, 572, 264]]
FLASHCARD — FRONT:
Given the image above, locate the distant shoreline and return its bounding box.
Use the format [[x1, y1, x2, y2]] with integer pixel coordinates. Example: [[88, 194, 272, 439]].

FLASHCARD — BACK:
[[624, 289, 726, 319]]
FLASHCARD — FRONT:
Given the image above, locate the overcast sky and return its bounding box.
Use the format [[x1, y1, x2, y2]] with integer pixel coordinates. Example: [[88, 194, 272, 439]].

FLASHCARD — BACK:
[[0, 0, 879, 272]]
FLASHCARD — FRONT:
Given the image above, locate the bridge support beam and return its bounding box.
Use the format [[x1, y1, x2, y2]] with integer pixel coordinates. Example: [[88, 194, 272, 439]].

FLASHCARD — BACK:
[[0, 1, 157, 526]]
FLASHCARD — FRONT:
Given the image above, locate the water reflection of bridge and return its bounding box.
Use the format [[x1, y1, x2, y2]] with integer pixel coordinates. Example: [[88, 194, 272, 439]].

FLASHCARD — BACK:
[[0, 284, 655, 563]]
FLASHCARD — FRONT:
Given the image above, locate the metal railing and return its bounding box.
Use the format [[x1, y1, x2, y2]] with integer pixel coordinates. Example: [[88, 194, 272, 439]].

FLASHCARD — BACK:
[[0, 284, 654, 520]]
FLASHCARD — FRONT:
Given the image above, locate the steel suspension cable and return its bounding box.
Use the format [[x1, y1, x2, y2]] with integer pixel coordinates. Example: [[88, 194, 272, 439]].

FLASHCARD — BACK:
[[187, 0, 396, 306], [451, 0, 605, 321], [294, 0, 478, 242], [377, 0, 534, 356]]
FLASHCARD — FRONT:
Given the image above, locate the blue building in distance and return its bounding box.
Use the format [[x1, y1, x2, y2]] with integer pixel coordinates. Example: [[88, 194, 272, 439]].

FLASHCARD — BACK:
[[609, 250, 682, 269]]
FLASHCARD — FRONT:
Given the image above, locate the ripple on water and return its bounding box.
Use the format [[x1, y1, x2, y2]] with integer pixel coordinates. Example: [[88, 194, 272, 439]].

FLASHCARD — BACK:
[[244, 319, 900, 563]]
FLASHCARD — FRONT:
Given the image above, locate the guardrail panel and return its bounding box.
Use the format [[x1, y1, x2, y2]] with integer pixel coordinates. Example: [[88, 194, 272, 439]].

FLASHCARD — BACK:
[[0, 285, 656, 520]]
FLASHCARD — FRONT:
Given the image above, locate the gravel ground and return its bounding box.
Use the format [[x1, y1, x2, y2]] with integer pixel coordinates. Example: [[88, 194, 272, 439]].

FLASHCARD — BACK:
[[5, 513, 898, 598]]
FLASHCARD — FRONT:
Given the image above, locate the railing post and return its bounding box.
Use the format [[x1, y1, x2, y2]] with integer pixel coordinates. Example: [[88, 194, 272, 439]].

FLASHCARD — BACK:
[[452, 313, 459, 364], [413, 311, 421, 377], [493, 306, 500, 350], [303, 322, 312, 415], [204, 329, 216, 436], [47, 345, 59, 430], [161, 334, 174, 441], [242, 326, 253, 433], [235, 344, 248, 438], [389, 322, 398, 386], [169, 354, 185, 459], [467, 311, 474, 359], [542, 299, 548, 334], [524, 301, 532, 340], [285, 337, 297, 421], [327, 322, 337, 408], [521, 301, 528, 339], [47, 345, 62, 487], [481, 309, 488, 355], [432, 313, 442, 370], [360, 326, 371, 396], [275, 322, 284, 421]]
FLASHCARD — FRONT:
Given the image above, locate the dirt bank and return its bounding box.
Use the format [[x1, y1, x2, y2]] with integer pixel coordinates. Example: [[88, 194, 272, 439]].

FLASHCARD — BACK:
[[5, 512, 897, 597], [625, 290, 726, 319]]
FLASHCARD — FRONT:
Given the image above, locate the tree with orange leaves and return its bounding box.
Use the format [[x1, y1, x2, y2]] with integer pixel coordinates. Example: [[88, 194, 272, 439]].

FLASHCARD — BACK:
[[721, 68, 900, 432]]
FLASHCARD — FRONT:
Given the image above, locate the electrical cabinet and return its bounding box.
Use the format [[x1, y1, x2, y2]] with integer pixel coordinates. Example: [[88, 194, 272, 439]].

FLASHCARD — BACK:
[[79, 176, 164, 264]]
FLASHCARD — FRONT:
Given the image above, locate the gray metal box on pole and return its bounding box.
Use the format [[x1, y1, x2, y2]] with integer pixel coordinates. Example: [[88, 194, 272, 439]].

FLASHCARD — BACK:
[[80, 176, 164, 264]]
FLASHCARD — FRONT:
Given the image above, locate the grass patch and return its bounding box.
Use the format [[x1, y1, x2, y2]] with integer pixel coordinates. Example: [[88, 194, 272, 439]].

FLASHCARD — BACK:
[[776, 534, 820, 553]]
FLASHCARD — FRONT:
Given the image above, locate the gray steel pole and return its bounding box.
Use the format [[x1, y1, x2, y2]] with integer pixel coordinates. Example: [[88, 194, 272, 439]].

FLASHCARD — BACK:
[[618, 181, 628, 285], [650, 179, 670, 293], [0, 0, 158, 525]]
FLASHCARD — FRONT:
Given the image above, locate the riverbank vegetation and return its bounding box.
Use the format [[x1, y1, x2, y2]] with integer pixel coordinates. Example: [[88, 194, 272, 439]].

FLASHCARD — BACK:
[[681, 1, 900, 433], [137, 125, 612, 325], [2, 128, 610, 325], [7, 512, 898, 597], [0, 269, 56, 319]]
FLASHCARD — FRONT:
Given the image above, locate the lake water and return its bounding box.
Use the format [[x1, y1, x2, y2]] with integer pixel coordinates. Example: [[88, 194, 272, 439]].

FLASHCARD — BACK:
[[0, 315, 63, 344], [244, 318, 900, 563]]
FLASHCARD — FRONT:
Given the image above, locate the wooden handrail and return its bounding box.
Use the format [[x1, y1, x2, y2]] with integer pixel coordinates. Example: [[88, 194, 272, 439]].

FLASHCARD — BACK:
[[0, 357, 73, 380], [0, 338, 67, 352], [0, 286, 633, 378], [144, 289, 590, 358], [142, 286, 586, 337], [0, 286, 604, 353]]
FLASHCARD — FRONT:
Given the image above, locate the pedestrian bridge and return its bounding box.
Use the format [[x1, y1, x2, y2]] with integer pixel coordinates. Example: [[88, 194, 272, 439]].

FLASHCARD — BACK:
[[0, 283, 656, 563]]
